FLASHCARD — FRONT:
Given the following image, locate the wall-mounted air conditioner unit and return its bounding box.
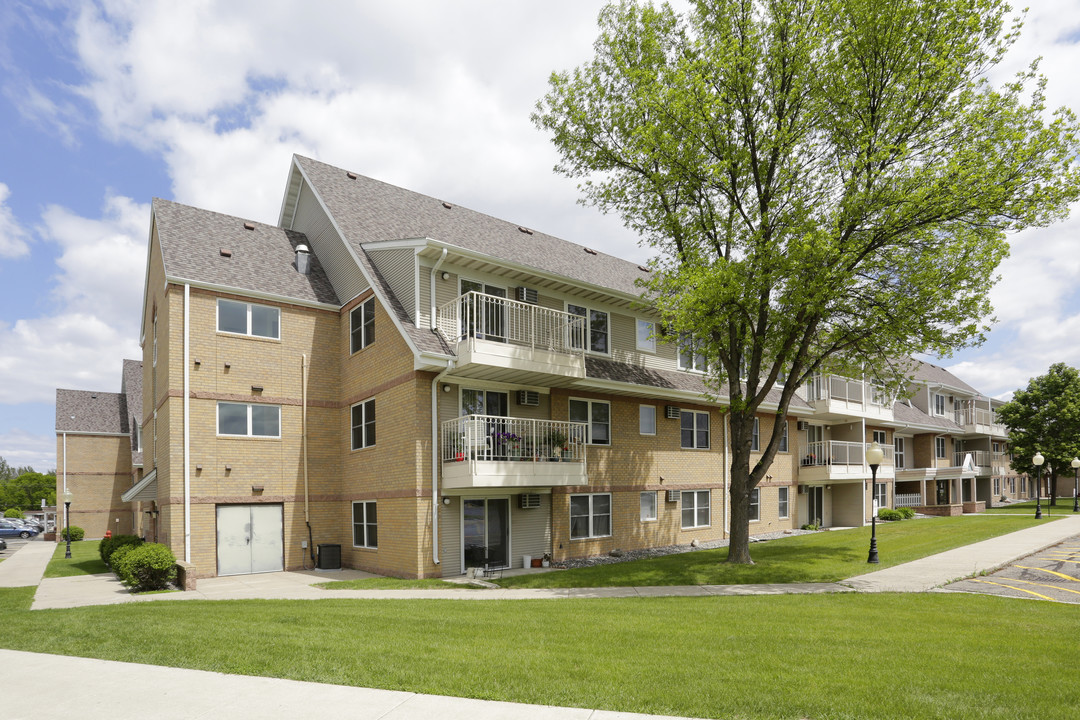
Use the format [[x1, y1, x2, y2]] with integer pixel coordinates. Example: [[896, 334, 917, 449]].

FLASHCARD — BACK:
[[665, 405, 681, 420], [666, 489, 680, 503], [516, 287, 539, 304], [520, 493, 541, 509], [517, 390, 540, 407], [797, 421, 808, 431]]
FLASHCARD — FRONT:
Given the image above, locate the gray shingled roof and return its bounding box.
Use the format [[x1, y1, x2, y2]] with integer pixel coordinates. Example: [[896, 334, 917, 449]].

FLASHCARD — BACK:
[[153, 198, 339, 306], [55, 390, 127, 434], [892, 400, 963, 432], [295, 156, 650, 297], [122, 359, 143, 467], [905, 358, 981, 396]]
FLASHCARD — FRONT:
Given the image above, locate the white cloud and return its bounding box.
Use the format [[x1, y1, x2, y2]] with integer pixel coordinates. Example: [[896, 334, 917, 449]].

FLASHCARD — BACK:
[[0, 182, 30, 258], [0, 427, 56, 473]]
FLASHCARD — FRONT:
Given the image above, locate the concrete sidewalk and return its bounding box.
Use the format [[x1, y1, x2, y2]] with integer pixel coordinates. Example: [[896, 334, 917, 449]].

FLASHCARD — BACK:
[[843, 514, 1080, 592], [0, 649, 700, 720], [0, 538, 54, 587]]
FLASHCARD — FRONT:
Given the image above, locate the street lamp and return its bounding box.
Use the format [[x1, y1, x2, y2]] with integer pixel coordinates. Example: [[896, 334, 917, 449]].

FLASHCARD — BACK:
[[1033, 452, 1044, 520], [1072, 457, 1079, 514], [63, 488, 73, 559], [866, 441, 884, 564]]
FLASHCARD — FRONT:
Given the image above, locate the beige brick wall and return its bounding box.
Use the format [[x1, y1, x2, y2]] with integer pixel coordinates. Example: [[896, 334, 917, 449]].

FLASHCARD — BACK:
[[55, 434, 135, 538]]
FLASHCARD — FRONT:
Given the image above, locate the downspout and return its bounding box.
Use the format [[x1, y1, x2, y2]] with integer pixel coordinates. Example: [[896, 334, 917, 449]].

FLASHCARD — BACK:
[[183, 283, 191, 563], [428, 247, 451, 568], [62, 432, 67, 530], [303, 354, 314, 567]]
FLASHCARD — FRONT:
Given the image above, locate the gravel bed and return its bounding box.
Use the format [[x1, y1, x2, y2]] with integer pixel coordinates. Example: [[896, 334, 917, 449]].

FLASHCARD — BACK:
[[555, 528, 819, 569]]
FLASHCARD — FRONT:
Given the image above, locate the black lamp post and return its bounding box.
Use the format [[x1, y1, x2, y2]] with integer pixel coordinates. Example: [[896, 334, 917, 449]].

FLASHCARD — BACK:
[[1033, 452, 1044, 520], [1072, 457, 1079, 514], [866, 441, 884, 564], [63, 488, 73, 559]]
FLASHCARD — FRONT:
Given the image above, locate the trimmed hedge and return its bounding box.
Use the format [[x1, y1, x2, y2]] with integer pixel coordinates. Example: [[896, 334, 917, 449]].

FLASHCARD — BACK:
[[115, 543, 177, 592], [60, 525, 85, 541], [99, 535, 144, 567], [878, 508, 903, 521], [897, 506, 916, 519]]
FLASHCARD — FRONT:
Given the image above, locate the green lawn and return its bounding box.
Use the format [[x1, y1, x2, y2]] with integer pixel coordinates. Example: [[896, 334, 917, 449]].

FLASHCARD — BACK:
[[496, 515, 1047, 588], [43, 540, 108, 578], [1, 586, 1077, 719], [985, 498, 1079, 515], [316, 577, 472, 590]]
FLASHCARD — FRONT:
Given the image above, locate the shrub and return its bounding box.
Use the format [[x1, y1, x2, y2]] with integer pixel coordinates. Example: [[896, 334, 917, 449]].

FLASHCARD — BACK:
[[60, 525, 85, 541], [897, 506, 916, 519], [115, 543, 177, 592], [878, 508, 903, 521], [801, 522, 821, 531], [99, 534, 143, 566], [4, 508, 23, 518], [109, 543, 136, 570]]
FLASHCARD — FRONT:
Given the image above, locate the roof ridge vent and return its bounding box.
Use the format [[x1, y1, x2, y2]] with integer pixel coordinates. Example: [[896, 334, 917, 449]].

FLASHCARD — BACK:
[[584, 247, 598, 255], [346, 171, 358, 180], [518, 226, 533, 235], [442, 202, 453, 210], [243, 221, 255, 230]]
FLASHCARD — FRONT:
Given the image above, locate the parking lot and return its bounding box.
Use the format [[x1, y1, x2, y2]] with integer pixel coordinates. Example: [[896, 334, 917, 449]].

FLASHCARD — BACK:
[[0, 535, 41, 557], [945, 537, 1080, 604]]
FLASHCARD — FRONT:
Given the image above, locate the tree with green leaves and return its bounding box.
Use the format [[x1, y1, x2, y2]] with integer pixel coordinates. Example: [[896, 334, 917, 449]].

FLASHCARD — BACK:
[[997, 363, 1080, 506], [0, 471, 56, 512], [535, 0, 1080, 562]]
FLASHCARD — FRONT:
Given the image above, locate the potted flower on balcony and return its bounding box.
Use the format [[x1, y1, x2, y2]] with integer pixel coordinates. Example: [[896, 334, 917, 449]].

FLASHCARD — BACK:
[[547, 429, 568, 461], [497, 431, 522, 458]]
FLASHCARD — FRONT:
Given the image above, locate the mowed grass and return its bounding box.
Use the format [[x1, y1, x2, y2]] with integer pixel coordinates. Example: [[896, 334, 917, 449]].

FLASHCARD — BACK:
[[497, 515, 1046, 588], [43, 540, 108, 578], [1, 586, 1078, 719], [985, 498, 1078, 515]]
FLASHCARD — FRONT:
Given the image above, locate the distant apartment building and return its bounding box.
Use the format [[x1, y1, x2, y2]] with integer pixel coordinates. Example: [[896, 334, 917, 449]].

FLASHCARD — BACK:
[[55, 156, 1025, 579]]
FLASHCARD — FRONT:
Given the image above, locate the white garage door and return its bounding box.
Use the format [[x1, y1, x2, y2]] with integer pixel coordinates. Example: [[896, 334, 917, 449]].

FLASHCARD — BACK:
[[217, 504, 284, 576]]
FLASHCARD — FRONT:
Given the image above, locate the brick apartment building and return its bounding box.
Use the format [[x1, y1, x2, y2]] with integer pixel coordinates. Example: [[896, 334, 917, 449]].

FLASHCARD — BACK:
[[56, 155, 1025, 579]]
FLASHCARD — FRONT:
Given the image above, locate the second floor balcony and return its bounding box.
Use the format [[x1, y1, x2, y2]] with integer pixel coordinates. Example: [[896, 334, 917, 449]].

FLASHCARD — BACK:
[[436, 292, 586, 385], [800, 440, 895, 482], [804, 374, 892, 422], [954, 402, 1008, 437], [953, 450, 1012, 474], [440, 415, 588, 489]]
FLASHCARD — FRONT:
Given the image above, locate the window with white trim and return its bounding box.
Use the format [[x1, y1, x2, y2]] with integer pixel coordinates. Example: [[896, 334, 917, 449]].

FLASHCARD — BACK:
[[778, 421, 788, 452], [749, 488, 760, 521], [352, 501, 377, 548], [570, 398, 610, 445], [778, 487, 789, 518], [217, 402, 280, 437], [636, 319, 655, 353], [217, 298, 280, 339], [351, 399, 376, 450], [680, 410, 710, 449], [894, 437, 906, 468], [874, 483, 887, 509], [678, 334, 707, 372], [935, 436, 947, 459], [639, 405, 656, 435], [350, 297, 375, 353], [872, 430, 887, 446], [932, 393, 946, 417], [751, 417, 760, 451], [570, 493, 611, 539], [681, 489, 710, 529], [640, 491, 657, 522], [567, 304, 609, 354], [993, 477, 1001, 495]]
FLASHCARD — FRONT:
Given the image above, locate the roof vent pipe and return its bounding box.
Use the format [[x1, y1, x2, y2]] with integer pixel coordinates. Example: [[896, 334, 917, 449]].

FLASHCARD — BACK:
[[295, 244, 311, 275]]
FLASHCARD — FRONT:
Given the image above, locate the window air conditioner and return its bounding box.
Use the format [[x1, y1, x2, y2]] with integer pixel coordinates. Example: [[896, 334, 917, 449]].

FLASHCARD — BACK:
[[666, 489, 680, 503], [516, 287, 539, 304], [520, 493, 541, 509], [797, 421, 807, 431], [517, 390, 540, 407], [665, 405, 681, 420]]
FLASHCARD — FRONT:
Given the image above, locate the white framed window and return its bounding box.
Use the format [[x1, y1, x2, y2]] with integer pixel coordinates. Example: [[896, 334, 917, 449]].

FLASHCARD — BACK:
[[874, 483, 887, 510], [567, 303, 609, 354], [217, 298, 280, 339], [680, 410, 710, 449], [933, 393, 946, 417], [636, 319, 656, 353], [751, 417, 760, 451], [935, 436, 947, 459], [993, 477, 1001, 495], [570, 493, 611, 539], [640, 491, 657, 522], [351, 399, 376, 450], [570, 398, 610, 445], [217, 402, 280, 438], [894, 436, 906, 469], [681, 489, 710, 529], [352, 501, 377, 548], [350, 297, 375, 353], [749, 488, 760, 521], [778, 421, 788, 452], [778, 487, 789, 519], [678, 334, 707, 372], [872, 430, 887, 446], [639, 405, 656, 435]]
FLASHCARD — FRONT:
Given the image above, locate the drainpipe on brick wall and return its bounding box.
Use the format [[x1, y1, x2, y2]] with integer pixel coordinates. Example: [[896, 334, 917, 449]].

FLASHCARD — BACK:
[[62, 432, 67, 530], [303, 353, 314, 567], [430, 360, 456, 567], [183, 283, 191, 563]]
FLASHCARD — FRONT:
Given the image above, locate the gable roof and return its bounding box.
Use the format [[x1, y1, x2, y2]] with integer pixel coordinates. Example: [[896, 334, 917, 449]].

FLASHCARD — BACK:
[[905, 358, 981, 396], [152, 198, 339, 307], [55, 389, 127, 435], [892, 400, 964, 432]]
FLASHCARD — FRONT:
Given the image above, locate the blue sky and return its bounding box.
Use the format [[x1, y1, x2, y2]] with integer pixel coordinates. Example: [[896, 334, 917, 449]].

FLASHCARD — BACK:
[[0, 1, 1078, 471]]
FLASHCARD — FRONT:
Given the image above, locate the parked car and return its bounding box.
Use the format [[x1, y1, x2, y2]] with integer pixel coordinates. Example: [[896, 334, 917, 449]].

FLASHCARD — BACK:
[[0, 520, 37, 539], [20, 517, 45, 531], [0, 538, 7, 550]]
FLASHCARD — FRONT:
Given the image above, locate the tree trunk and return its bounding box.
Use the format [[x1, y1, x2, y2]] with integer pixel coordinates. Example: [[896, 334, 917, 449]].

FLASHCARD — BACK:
[[1050, 473, 1058, 505], [727, 471, 753, 564]]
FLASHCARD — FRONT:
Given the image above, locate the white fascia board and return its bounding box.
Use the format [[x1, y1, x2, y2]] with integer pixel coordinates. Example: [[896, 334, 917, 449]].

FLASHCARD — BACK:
[[361, 237, 430, 252], [165, 277, 340, 312], [53, 430, 130, 438], [416, 352, 453, 371], [138, 209, 162, 342], [292, 160, 425, 360]]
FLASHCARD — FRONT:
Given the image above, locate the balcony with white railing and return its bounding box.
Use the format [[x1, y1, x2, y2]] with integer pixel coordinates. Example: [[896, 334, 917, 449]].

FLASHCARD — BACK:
[[804, 374, 892, 422], [440, 415, 589, 489], [799, 441, 894, 482], [953, 450, 997, 473], [436, 292, 587, 384], [954, 402, 1008, 437]]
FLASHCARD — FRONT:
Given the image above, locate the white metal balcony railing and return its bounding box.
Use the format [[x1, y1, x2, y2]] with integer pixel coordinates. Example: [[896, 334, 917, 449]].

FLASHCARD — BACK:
[[954, 404, 1005, 431], [801, 441, 895, 467], [441, 415, 588, 465], [806, 375, 888, 408], [954, 450, 994, 468], [436, 292, 586, 356]]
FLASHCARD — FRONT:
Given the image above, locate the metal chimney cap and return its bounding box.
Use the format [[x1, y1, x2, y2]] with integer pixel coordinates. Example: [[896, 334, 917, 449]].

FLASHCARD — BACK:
[[295, 244, 310, 254]]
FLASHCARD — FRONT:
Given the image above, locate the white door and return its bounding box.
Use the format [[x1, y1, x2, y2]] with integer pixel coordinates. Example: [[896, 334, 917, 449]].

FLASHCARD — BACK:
[[217, 504, 284, 576]]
